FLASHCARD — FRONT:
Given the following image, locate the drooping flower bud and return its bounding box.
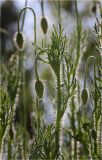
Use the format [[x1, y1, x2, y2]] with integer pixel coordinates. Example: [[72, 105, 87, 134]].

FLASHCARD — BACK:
[[13, 32, 25, 51], [35, 80, 44, 99], [92, 5, 96, 14], [41, 17, 48, 34], [81, 89, 88, 105], [91, 129, 97, 141]]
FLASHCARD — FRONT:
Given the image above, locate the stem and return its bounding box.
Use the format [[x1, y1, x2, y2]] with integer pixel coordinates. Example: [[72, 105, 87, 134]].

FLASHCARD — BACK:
[[36, 98, 40, 136], [18, 7, 36, 45], [0, 122, 11, 159], [54, 18, 62, 156], [84, 63, 88, 89], [85, 56, 98, 156], [21, 0, 28, 31], [35, 56, 39, 81], [71, 98, 76, 159], [74, 0, 81, 70], [58, 0, 61, 27], [55, 70, 61, 156], [41, 0, 44, 17]]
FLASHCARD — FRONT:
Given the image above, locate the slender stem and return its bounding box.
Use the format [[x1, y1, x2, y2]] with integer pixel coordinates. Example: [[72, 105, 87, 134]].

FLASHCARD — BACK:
[[84, 64, 88, 89], [74, 0, 81, 70], [35, 55, 39, 81], [41, 0, 44, 17], [21, 0, 28, 31], [18, 7, 36, 45], [55, 6, 62, 153], [58, 0, 61, 27], [85, 56, 98, 155], [71, 98, 76, 159], [36, 98, 40, 136], [55, 69, 61, 156]]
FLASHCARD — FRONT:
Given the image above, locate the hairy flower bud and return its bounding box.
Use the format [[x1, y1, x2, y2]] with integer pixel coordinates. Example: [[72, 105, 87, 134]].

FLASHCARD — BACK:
[[35, 80, 44, 99], [41, 17, 48, 34], [92, 5, 96, 14], [13, 32, 25, 51], [81, 89, 88, 105], [91, 129, 97, 141]]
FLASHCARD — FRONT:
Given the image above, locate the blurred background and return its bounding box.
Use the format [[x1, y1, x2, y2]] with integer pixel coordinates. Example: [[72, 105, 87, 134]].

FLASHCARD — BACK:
[[0, 0, 101, 53]]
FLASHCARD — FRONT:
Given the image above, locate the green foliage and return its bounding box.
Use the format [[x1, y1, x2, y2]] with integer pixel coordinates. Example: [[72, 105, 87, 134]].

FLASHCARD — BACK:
[[0, 0, 102, 159], [0, 89, 11, 144]]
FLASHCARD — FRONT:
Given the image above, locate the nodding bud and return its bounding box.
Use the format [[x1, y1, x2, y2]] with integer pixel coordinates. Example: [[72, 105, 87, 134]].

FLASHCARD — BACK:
[[41, 17, 48, 34], [35, 80, 44, 99], [9, 128, 14, 140], [81, 89, 88, 105], [91, 129, 97, 141], [13, 32, 25, 51], [92, 5, 96, 14]]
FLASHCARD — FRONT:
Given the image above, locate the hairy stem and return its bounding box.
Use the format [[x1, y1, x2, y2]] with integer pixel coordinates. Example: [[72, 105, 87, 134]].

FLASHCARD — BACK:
[[74, 0, 81, 71], [18, 7, 36, 45], [55, 70, 61, 156], [21, 0, 28, 31]]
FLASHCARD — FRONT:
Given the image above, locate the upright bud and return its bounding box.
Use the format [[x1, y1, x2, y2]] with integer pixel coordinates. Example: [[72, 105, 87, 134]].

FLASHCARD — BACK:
[[13, 32, 25, 51], [41, 17, 48, 34], [35, 80, 44, 99], [81, 89, 88, 105]]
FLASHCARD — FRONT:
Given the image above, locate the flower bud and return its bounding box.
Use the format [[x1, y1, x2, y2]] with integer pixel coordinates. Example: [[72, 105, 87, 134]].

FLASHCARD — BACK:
[[81, 89, 88, 105], [91, 129, 97, 141], [41, 17, 48, 34], [13, 32, 25, 51], [35, 80, 44, 99], [92, 5, 96, 14], [9, 128, 14, 140]]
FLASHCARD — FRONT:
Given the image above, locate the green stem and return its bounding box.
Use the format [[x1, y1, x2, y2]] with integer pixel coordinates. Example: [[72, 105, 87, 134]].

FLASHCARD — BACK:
[[71, 98, 76, 159], [36, 98, 40, 136], [85, 56, 96, 118], [18, 7, 36, 45], [84, 63, 88, 89], [21, 0, 28, 31], [21, 0, 27, 31], [41, 0, 44, 17], [74, 0, 81, 70], [58, 0, 61, 27], [55, 70, 61, 156], [85, 56, 98, 155], [35, 56, 39, 81]]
